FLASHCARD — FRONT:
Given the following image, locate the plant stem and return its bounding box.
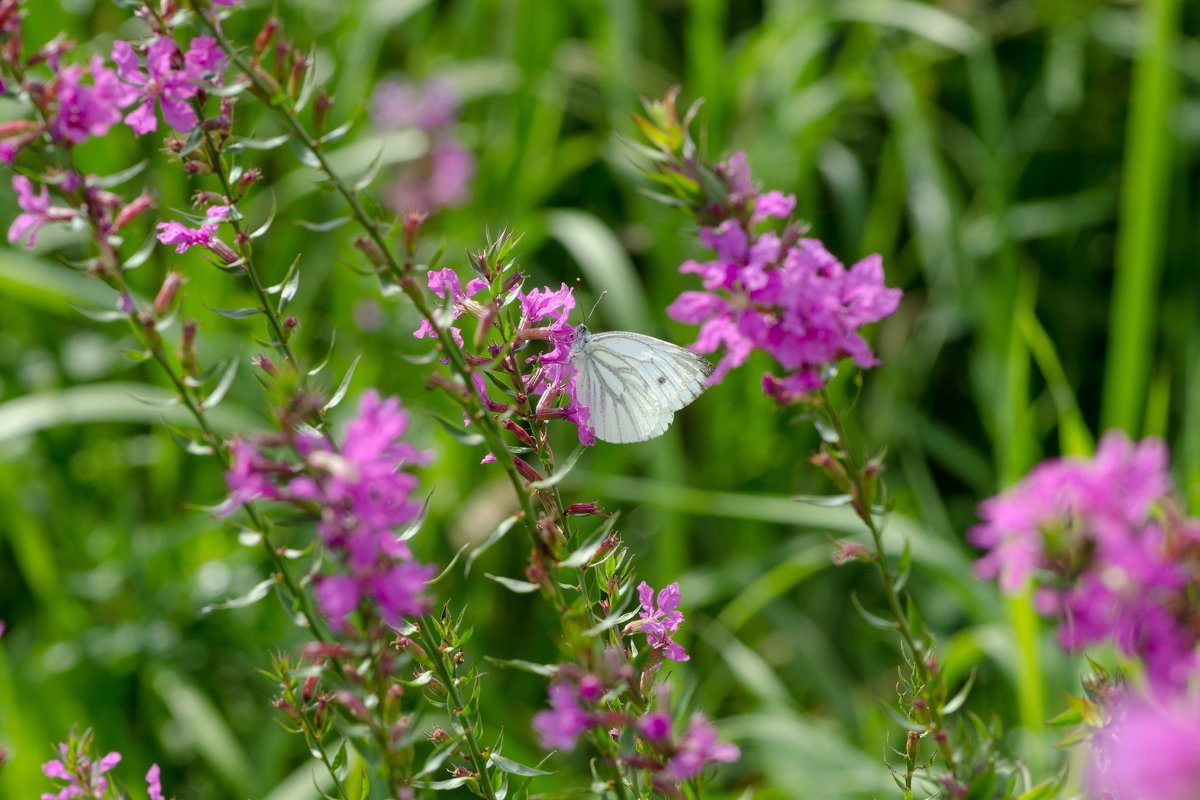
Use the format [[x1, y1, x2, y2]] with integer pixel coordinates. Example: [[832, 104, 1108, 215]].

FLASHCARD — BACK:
[[818, 385, 957, 772]]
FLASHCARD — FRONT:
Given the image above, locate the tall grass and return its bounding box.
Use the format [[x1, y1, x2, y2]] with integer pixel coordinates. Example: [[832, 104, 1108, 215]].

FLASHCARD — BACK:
[[2, 0, 1198, 797]]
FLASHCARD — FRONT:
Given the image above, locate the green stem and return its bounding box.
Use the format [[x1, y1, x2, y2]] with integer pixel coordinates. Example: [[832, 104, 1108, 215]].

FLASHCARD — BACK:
[[818, 385, 957, 773], [416, 620, 499, 800]]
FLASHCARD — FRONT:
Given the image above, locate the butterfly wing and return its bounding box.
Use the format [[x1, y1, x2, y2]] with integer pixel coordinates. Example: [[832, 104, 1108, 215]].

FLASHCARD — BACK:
[[575, 331, 715, 444]]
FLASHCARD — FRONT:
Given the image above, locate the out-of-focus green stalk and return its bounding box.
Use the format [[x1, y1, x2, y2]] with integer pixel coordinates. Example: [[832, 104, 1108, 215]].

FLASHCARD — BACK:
[[1100, 0, 1182, 435]]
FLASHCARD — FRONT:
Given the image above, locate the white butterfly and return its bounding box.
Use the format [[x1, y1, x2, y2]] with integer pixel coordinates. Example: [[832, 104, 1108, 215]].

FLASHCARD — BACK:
[[569, 324, 715, 443]]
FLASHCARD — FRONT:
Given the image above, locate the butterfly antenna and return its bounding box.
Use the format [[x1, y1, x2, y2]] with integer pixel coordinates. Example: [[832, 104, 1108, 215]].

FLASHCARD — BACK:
[[587, 291, 607, 323]]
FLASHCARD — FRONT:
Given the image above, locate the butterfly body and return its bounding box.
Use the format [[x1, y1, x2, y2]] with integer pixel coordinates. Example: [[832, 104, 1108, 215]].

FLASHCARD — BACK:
[[569, 324, 715, 443]]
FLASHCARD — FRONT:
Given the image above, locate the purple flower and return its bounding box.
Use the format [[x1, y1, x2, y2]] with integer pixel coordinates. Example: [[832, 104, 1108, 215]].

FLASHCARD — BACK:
[[145, 764, 175, 800], [413, 267, 488, 348], [638, 711, 672, 741], [49, 61, 133, 145], [183, 35, 227, 83], [627, 581, 689, 662], [1089, 695, 1200, 800], [532, 682, 593, 751], [224, 391, 436, 631], [41, 745, 121, 800], [660, 713, 740, 782], [7, 175, 77, 248], [372, 77, 459, 131], [112, 37, 199, 136], [156, 206, 237, 261], [666, 153, 902, 403], [971, 432, 1200, 688]]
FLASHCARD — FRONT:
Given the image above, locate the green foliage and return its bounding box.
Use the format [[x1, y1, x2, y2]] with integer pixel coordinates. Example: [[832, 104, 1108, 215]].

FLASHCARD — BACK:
[[3, 0, 1199, 798]]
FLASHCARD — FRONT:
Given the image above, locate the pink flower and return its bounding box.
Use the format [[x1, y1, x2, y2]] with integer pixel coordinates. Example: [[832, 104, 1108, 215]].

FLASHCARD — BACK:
[[971, 432, 1200, 689], [48, 59, 135, 145], [41, 746, 121, 800], [145, 764, 175, 800], [156, 205, 236, 260], [7, 175, 76, 248], [660, 713, 740, 781], [112, 38, 199, 136], [627, 581, 689, 662], [224, 391, 436, 630], [532, 683, 593, 751], [1089, 695, 1200, 800], [183, 35, 227, 82], [666, 153, 902, 403]]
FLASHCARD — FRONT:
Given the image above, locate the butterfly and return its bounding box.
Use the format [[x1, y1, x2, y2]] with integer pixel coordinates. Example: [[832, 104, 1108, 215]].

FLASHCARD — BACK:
[[569, 324, 715, 443]]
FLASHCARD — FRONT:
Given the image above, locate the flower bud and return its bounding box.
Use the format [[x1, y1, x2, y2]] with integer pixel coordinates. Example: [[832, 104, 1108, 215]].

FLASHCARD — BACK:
[[830, 540, 870, 566], [179, 319, 198, 376], [153, 270, 185, 316], [238, 168, 263, 194], [513, 457, 543, 484], [353, 235, 388, 268], [253, 354, 278, 376], [402, 211, 425, 255], [501, 418, 535, 448], [254, 16, 280, 54], [313, 88, 332, 133], [113, 191, 156, 232]]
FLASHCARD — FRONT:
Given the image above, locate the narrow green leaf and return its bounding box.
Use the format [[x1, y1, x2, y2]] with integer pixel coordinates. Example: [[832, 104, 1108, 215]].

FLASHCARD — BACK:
[[398, 490, 434, 541], [320, 120, 354, 146], [482, 658, 559, 677], [465, 515, 520, 576], [206, 305, 263, 320], [179, 125, 207, 158], [354, 145, 385, 192], [485, 573, 540, 594], [425, 412, 485, 446], [72, 304, 127, 323], [307, 329, 338, 377], [200, 576, 276, 613], [851, 592, 897, 631], [322, 354, 362, 412], [488, 754, 552, 777], [123, 232, 159, 269], [227, 134, 290, 152], [92, 159, 149, 189], [250, 194, 277, 240], [530, 444, 585, 489], [941, 668, 977, 715], [202, 357, 239, 411], [295, 216, 352, 232], [793, 493, 854, 508], [289, 138, 322, 169], [893, 540, 912, 593]]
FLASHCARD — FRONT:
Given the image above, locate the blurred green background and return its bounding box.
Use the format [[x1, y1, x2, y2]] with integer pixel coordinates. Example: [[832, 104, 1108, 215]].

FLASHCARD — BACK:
[[2, 0, 1199, 797]]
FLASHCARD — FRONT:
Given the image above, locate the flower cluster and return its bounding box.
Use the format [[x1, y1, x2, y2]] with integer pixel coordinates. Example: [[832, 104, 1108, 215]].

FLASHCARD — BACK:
[[971, 431, 1200, 689], [41, 730, 176, 800], [530, 581, 738, 787], [372, 77, 475, 214], [1087, 692, 1200, 800], [412, 262, 593, 445], [532, 676, 739, 788], [156, 202, 239, 263], [667, 153, 903, 403], [224, 390, 437, 630]]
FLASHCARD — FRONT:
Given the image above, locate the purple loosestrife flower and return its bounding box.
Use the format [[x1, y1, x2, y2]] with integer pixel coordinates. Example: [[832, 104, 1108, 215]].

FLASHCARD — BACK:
[[7, 175, 77, 247], [626, 581, 689, 662], [156, 205, 238, 262], [666, 153, 902, 403], [49, 58, 135, 145], [413, 267, 488, 348], [971, 431, 1200, 688], [225, 391, 436, 630], [660, 713, 741, 782], [372, 77, 475, 214], [112, 37, 198, 136], [41, 744, 121, 800], [1089, 695, 1200, 800], [145, 764, 176, 800], [532, 682, 593, 751]]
